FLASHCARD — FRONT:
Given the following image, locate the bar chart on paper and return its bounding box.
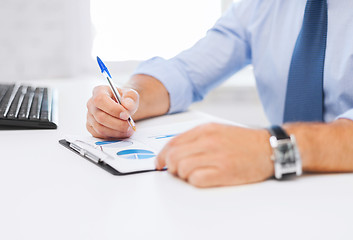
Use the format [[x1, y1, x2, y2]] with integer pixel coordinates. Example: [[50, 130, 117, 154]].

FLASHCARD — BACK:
[[95, 140, 133, 148], [117, 149, 156, 160], [150, 134, 178, 140]]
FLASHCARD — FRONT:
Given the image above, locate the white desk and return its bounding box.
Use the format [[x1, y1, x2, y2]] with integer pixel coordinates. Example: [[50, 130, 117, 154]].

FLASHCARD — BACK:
[[1, 79, 353, 240]]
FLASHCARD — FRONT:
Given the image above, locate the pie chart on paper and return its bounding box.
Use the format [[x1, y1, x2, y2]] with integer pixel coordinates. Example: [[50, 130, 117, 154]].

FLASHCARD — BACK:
[[117, 149, 156, 160]]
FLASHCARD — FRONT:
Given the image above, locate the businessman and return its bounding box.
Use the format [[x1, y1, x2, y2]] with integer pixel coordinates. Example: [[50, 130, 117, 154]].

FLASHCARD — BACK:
[[86, 0, 353, 187]]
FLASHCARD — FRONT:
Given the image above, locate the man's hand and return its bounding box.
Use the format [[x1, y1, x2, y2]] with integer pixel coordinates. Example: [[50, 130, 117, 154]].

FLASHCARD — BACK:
[[86, 74, 170, 139], [86, 85, 139, 139], [156, 123, 274, 188]]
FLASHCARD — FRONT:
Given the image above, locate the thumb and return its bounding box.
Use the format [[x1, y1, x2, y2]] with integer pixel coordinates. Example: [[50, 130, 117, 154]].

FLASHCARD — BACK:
[[120, 88, 139, 115]]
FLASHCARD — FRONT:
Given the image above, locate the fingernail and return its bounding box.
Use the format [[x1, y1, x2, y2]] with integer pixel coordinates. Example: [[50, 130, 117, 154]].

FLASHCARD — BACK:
[[120, 112, 129, 120], [124, 98, 134, 107]]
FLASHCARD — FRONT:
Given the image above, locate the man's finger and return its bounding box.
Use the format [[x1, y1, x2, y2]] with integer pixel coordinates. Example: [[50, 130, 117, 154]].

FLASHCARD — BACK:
[[163, 140, 216, 175], [121, 89, 139, 113], [91, 92, 128, 119], [87, 104, 131, 132], [156, 123, 220, 170], [87, 112, 132, 138], [176, 155, 218, 180], [156, 126, 207, 169], [86, 121, 105, 139], [121, 98, 137, 114], [188, 167, 222, 188]]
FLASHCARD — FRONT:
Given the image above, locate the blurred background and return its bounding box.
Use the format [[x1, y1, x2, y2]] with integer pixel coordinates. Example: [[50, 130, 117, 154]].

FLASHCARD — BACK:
[[0, 0, 269, 126]]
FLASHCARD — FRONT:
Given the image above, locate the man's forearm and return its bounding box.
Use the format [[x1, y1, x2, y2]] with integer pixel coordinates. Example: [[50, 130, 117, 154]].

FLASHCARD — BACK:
[[124, 74, 170, 121], [126, 75, 353, 175], [284, 119, 353, 173]]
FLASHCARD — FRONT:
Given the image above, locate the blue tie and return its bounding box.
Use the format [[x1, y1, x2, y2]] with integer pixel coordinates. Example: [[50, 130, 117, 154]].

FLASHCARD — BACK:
[[283, 0, 328, 123]]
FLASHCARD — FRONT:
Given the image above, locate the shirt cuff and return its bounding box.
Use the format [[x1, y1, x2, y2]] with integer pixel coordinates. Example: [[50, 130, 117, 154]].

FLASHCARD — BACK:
[[133, 57, 194, 114], [335, 109, 353, 121]]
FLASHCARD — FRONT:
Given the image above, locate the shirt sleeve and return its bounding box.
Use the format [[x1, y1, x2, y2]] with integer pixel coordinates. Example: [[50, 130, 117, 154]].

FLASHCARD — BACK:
[[336, 109, 353, 121], [133, 2, 255, 114]]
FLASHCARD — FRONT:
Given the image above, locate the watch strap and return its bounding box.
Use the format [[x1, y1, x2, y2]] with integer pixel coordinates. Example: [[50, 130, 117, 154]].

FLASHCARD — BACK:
[[268, 125, 289, 140]]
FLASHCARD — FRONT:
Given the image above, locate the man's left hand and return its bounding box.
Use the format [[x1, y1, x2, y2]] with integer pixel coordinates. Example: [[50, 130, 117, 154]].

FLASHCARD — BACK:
[[156, 123, 274, 188]]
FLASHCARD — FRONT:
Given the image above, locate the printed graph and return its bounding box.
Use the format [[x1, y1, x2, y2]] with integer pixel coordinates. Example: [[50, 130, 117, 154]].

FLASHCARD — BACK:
[[150, 134, 178, 140], [117, 149, 156, 160], [95, 140, 133, 148]]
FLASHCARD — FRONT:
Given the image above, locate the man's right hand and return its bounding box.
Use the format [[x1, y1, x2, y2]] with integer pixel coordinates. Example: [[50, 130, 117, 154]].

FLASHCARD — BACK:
[[86, 85, 139, 139]]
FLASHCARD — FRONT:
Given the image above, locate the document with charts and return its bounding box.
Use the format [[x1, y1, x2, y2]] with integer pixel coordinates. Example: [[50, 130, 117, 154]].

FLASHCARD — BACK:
[[60, 111, 237, 174]]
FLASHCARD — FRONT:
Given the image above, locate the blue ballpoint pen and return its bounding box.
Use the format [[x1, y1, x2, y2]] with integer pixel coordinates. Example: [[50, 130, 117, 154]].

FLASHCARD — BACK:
[[96, 56, 136, 131]]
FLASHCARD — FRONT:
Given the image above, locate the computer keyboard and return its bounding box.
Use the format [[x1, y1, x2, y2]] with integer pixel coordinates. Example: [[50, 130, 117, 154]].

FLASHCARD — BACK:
[[0, 83, 57, 129]]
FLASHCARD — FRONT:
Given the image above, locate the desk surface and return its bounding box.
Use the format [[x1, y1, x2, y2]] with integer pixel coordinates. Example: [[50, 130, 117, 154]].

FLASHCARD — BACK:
[[1, 79, 352, 240]]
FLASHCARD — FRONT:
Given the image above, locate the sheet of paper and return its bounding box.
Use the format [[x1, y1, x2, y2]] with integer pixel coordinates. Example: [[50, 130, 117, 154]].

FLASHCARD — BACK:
[[67, 111, 237, 173]]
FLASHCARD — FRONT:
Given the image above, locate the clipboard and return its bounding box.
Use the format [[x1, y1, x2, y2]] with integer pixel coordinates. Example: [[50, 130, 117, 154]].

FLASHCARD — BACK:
[[58, 112, 237, 176], [59, 139, 156, 175]]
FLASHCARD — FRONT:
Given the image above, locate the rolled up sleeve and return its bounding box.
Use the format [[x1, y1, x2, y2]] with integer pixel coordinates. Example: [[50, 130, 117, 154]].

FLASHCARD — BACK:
[[133, 56, 194, 113], [336, 109, 353, 121]]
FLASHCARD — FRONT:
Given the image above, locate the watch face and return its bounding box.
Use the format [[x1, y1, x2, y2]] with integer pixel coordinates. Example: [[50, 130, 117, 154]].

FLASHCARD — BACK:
[[278, 142, 289, 152], [274, 139, 296, 164]]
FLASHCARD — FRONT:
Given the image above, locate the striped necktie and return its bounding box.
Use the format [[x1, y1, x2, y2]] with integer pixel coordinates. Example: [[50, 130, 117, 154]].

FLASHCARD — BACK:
[[283, 0, 328, 123]]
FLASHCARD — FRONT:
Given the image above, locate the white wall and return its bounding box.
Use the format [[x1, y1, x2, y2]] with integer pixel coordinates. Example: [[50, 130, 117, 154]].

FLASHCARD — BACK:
[[221, 0, 234, 12], [0, 0, 93, 82], [0, 0, 243, 83]]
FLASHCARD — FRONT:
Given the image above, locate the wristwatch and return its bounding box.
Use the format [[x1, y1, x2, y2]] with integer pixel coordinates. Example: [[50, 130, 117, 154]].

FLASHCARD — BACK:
[[267, 126, 302, 179]]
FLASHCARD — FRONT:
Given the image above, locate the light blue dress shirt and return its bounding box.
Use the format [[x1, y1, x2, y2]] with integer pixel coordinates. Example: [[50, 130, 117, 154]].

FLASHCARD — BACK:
[[133, 0, 353, 125]]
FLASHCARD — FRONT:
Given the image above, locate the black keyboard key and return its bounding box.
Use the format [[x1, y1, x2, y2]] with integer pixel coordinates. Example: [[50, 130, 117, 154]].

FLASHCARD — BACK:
[[0, 84, 15, 118], [0, 85, 10, 103], [29, 88, 44, 120], [18, 87, 35, 119], [29, 87, 44, 120], [40, 88, 49, 121], [7, 86, 27, 119]]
